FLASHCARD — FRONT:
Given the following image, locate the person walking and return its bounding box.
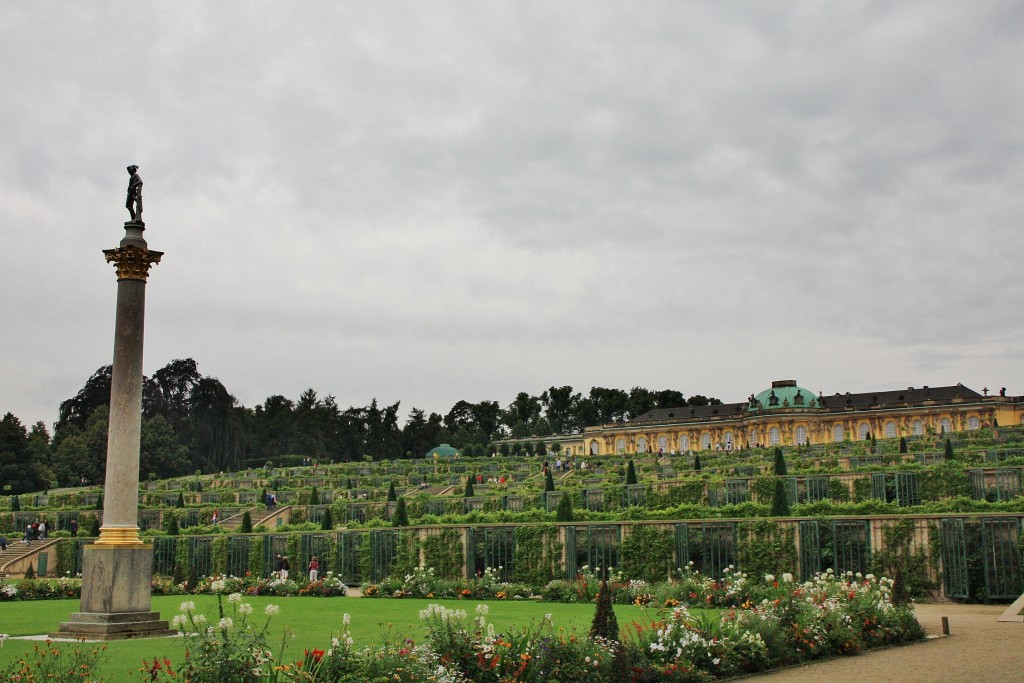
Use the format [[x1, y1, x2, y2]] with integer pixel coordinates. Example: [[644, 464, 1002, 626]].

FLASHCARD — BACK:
[[279, 555, 290, 580], [69, 519, 78, 537], [308, 555, 319, 582]]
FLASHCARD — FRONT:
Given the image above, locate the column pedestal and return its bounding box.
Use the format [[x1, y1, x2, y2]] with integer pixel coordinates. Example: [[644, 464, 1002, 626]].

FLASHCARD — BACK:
[[52, 545, 175, 640]]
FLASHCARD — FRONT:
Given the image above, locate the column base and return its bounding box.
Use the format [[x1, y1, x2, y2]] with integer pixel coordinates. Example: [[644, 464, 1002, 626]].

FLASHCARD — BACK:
[[54, 544, 173, 640], [51, 611, 175, 641]]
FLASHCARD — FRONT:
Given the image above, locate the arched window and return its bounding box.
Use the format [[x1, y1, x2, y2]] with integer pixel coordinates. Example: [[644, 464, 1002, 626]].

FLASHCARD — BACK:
[[658, 436, 668, 453], [723, 431, 734, 448], [636, 437, 648, 453], [749, 428, 759, 446], [912, 420, 924, 436], [968, 416, 980, 430], [769, 427, 780, 446], [590, 441, 600, 455], [795, 425, 807, 445], [615, 438, 626, 454], [701, 433, 712, 449], [885, 421, 897, 438], [678, 435, 690, 451], [939, 418, 951, 434], [859, 423, 870, 440], [833, 424, 844, 442]]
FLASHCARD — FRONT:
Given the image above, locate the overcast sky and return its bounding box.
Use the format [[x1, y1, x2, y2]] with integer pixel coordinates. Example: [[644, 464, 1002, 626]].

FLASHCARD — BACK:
[[2, 2, 1023, 430]]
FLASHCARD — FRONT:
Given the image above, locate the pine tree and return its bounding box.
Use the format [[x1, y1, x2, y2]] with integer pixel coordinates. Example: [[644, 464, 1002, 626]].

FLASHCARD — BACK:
[[589, 577, 620, 642], [387, 482, 397, 502], [320, 507, 333, 531], [544, 469, 555, 492], [944, 438, 954, 461], [555, 492, 574, 522], [176, 492, 185, 508], [625, 460, 638, 485], [240, 511, 253, 533], [391, 498, 409, 527], [773, 448, 787, 476], [464, 477, 475, 497], [308, 487, 319, 505]]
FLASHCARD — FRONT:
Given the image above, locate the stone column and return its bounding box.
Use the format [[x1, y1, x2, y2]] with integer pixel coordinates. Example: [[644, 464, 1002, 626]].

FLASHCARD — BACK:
[[54, 220, 173, 640]]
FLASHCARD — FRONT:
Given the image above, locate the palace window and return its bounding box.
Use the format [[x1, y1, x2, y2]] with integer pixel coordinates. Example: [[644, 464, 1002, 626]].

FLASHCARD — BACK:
[[939, 418, 951, 434], [885, 421, 897, 438], [859, 423, 870, 440], [749, 428, 759, 446], [636, 437, 648, 453], [912, 420, 924, 436], [968, 416, 980, 430], [769, 427, 780, 446], [590, 441, 600, 455], [723, 431, 734, 448], [795, 425, 807, 445], [833, 424, 844, 442], [615, 438, 626, 454], [678, 435, 690, 451], [658, 436, 668, 452], [701, 433, 712, 449]]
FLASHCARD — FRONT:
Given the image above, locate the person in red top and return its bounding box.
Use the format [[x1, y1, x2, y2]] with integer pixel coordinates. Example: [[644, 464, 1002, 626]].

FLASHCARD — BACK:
[[308, 555, 320, 582]]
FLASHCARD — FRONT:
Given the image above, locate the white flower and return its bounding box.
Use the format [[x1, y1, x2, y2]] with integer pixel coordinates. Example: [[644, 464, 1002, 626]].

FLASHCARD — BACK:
[[713, 658, 720, 665], [171, 615, 187, 629], [218, 617, 234, 630], [343, 613, 351, 628], [192, 614, 207, 625], [180, 600, 196, 612], [238, 603, 253, 615], [764, 574, 775, 583], [264, 604, 280, 616], [228, 592, 242, 603]]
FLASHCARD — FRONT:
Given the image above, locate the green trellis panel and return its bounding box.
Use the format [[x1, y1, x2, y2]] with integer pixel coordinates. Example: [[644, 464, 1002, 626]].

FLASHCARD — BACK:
[[331, 532, 362, 585], [262, 534, 289, 577], [725, 480, 749, 505], [152, 536, 177, 576], [995, 470, 1022, 501], [465, 527, 476, 578], [939, 518, 969, 599], [968, 470, 986, 500], [369, 530, 399, 583], [188, 537, 213, 578], [981, 517, 1023, 599], [799, 520, 821, 580], [482, 527, 515, 580], [624, 485, 647, 507], [871, 473, 888, 501], [701, 522, 736, 579], [564, 525, 577, 578], [544, 491, 563, 512], [832, 520, 870, 575], [300, 533, 332, 577], [226, 536, 249, 577], [674, 523, 690, 571], [806, 477, 830, 503], [895, 472, 921, 506], [785, 477, 798, 505], [575, 525, 620, 576]]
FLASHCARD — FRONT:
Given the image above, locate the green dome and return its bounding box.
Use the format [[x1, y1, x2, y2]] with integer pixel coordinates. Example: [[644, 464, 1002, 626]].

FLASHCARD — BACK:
[[426, 443, 461, 458], [749, 381, 817, 411]]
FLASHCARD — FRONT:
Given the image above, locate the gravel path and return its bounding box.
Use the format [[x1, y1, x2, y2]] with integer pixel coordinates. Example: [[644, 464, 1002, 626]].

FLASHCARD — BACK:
[[745, 603, 1024, 683]]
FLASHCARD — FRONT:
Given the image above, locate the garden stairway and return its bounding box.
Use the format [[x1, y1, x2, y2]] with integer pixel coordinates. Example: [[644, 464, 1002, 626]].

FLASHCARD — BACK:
[[0, 538, 61, 578], [218, 506, 262, 531]]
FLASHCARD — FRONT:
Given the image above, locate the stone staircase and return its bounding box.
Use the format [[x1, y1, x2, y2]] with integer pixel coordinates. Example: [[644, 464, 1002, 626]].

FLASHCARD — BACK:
[[0, 538, 61, 578]]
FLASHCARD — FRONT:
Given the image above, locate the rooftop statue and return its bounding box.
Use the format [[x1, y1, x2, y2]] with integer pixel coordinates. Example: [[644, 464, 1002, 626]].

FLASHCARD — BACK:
[[125, 165, 143, 223]]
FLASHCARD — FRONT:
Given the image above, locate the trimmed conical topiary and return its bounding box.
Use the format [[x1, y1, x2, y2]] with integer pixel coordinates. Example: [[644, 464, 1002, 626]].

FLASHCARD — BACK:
[[464, 477, 475, 497], [391, 497, 409, 527], [693, 454, 702, 472], [899, 437, 908, 453], [10, 495, 19, 512], [544, 469, 555, 492], [163, 511, 179, 536], [773, 448, 787, 476], [95, 493, 104, 510], [176, 492, 185, 508], [589, 577, 619, 642], [239, 510, 253, 533], [555, 492, 574, 522], [308, 487, 319, 505], [944, 438, 954, 461], [625, 460, 638, 485], [771, 478, 790, 517], [320, 506, 333, 531], [387, 482, 397, 502]]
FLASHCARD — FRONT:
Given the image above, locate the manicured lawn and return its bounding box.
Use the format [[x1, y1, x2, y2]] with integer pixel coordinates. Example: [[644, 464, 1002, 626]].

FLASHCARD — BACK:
[[0, 596, 657, 682]]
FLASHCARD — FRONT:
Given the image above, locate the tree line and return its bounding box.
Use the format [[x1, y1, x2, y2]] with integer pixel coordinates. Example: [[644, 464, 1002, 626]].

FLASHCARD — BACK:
[[0, 358, 719, 492]]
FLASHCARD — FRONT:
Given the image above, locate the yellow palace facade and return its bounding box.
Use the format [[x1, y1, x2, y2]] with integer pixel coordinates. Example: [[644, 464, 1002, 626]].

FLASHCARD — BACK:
[[573, 380, 1024, 456]]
